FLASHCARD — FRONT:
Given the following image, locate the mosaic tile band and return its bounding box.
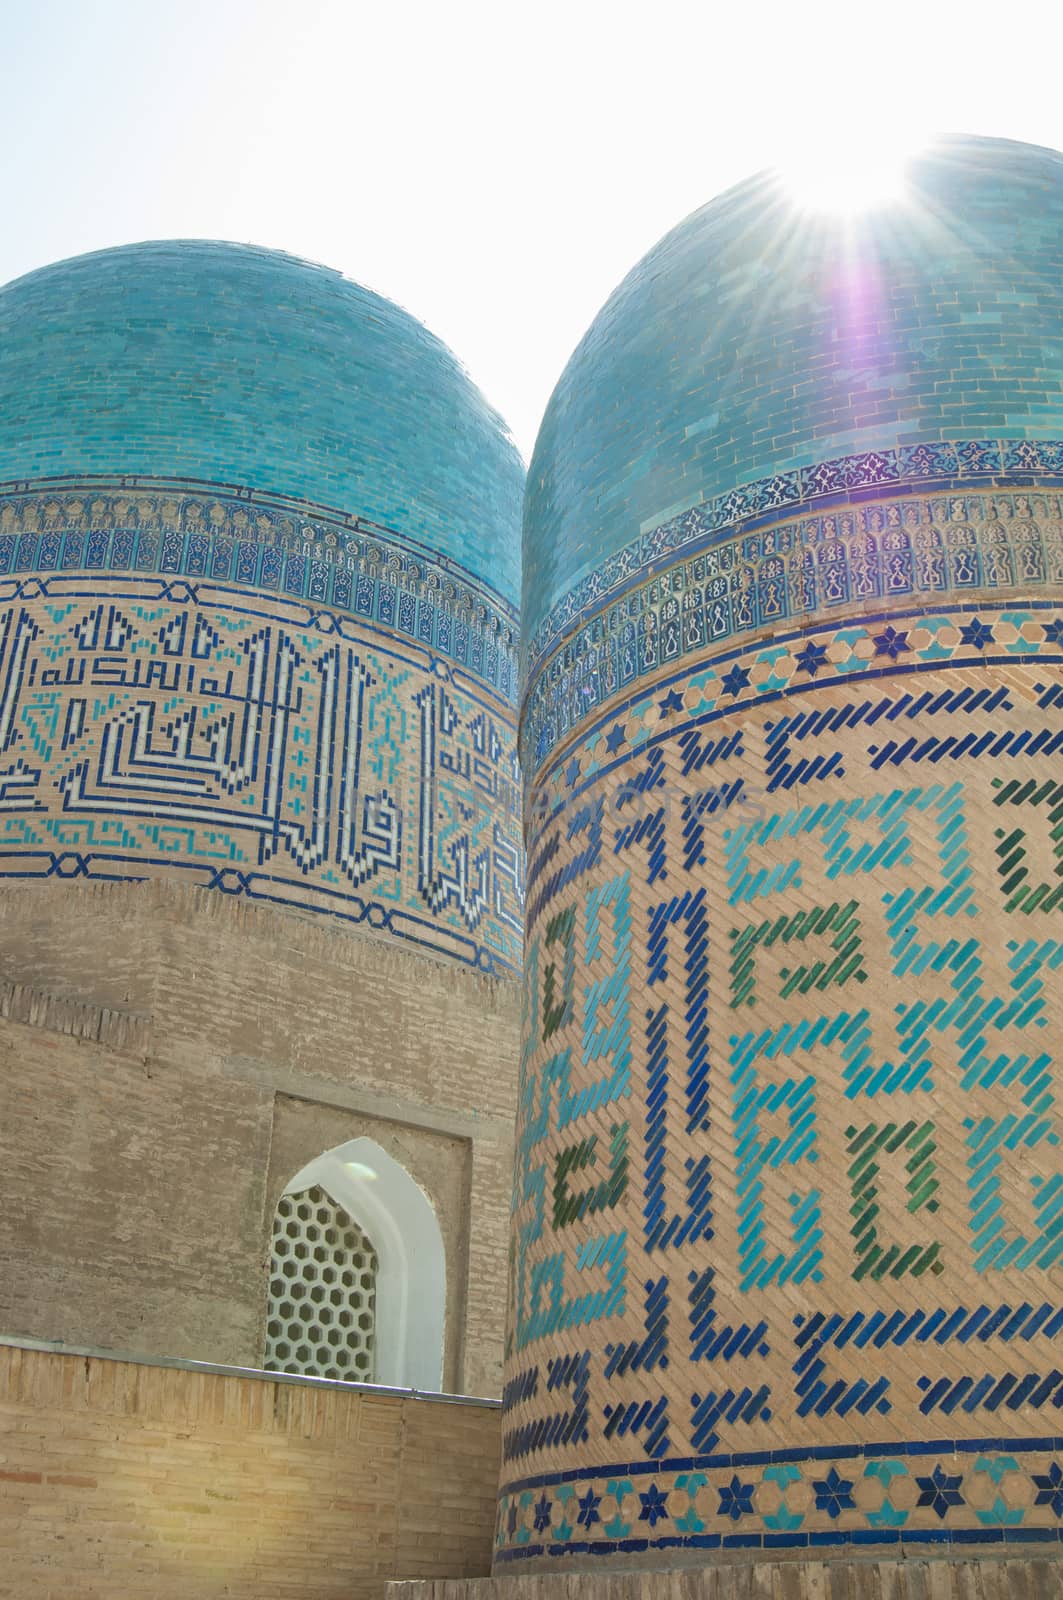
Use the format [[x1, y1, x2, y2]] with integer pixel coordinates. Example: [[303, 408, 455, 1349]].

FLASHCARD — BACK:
[[0, 479, 518, 701], [496, 1439, 1063, 1560], [501, 608, 1063, 1562], [523, 482, 1063, 771], [528, 439, 1063, 674], [0, 572, 522, 974], [525, 600, 1063, 817]]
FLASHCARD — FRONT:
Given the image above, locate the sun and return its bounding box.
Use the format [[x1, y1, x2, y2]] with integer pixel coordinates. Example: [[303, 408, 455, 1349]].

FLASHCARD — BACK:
[[779, 128, 926, 215]]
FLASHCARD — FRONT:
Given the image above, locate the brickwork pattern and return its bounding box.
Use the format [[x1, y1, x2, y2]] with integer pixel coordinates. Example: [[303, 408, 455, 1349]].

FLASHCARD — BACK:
[[499, 588, 1063, 1563], [0, 1342, 500, 1600]]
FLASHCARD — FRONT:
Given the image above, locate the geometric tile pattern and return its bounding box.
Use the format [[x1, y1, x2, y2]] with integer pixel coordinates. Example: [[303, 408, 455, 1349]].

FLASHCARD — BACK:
[[500, 593, 1063, 1558], [495, 1440, 1063, 1558], [525, 602, 1063, 811], [524, 486, 1063, 766], [264, 1186, 378, 1382], [0, 479, 518, 700], [0, 571, 522, 974]]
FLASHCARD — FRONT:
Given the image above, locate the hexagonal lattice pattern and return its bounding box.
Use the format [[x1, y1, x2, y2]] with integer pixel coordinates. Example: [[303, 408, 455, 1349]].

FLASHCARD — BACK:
[[264, 1185, 378, 1381]]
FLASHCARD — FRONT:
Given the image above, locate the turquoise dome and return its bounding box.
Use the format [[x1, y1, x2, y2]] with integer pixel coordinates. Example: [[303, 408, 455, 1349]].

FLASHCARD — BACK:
[[0, 240, 523, 606], [524, 134, 1063, 647]]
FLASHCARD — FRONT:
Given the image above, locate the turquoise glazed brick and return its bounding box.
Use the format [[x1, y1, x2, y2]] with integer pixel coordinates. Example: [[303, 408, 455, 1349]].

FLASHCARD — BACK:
[[0, 240, 523, 606], [524, 136, 1063, 643]]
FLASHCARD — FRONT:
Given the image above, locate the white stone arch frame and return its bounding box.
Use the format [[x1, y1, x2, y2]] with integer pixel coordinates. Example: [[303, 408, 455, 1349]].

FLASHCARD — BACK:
[[280, 1137, 445, 1390]]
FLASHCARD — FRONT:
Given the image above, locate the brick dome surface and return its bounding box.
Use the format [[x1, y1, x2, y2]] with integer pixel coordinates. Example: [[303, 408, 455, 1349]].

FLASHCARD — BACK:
[[524, 135, 1063, 649], [0, 240, 523, 603]]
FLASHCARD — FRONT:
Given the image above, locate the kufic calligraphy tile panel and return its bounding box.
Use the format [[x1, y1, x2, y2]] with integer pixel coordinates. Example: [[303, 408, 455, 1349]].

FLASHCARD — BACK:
[[0, 573, 522, 974]]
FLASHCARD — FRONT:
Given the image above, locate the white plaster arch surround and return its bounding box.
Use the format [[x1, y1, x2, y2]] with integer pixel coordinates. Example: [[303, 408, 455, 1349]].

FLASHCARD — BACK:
[[282, 1137, 445, 1391]]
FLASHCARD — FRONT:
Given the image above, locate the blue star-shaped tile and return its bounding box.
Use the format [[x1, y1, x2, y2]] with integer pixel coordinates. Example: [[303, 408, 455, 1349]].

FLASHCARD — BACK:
[[718, 1473, 756, 1521], [873, 624, 910, 659], [1044, 618, 1063, 646], [795, 639, 829, 676], [720, 663, 752, 697], [960, 616, 994, 650], [577, 1487, 601, 1528], [533, 1493, 553, 1533], [915, 1464, 964, 1520], [813, 1466, 855, 1518], [604, 722, 626, 754], [639, 1483, 669, 1527], [564, 756, 581, 788], [659, 687, 685, 715], [1034, 1461, 1063, 1516]]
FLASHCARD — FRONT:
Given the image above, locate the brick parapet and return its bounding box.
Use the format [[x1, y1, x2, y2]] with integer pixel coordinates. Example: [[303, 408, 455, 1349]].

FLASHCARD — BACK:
[[0, 1340, 500, 1599]]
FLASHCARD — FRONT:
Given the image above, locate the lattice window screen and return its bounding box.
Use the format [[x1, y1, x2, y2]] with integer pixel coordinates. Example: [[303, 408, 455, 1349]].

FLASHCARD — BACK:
[[264, 1185, 378, 1380]]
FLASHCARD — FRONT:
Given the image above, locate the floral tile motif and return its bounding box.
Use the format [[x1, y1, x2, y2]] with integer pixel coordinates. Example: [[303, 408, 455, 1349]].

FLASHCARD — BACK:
[[527, 444, 1063, 674], [524, 482, 1063, 765]]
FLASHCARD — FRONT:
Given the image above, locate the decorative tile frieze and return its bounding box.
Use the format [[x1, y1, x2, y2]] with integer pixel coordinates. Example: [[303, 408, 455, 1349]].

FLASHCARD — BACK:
[[0, 477, 518, 699], [524, 457, 1063, 700], [522, 496, 1063, 772], [495, 1438, 1063, 1560], [0, 572, 522, 974], [526, 602, 1063, 805]]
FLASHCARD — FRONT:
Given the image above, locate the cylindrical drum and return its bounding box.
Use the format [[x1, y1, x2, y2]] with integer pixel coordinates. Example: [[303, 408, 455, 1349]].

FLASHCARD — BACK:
[[0, 242, 523, 1386], [499, 135, 1063, 1567]]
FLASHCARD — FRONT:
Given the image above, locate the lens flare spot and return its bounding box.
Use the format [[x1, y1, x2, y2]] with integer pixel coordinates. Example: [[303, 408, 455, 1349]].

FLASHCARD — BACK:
[[780, 129, 926, 214]]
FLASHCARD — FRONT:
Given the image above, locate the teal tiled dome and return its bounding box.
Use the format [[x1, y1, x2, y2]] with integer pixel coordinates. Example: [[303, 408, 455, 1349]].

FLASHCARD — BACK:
[[0, 240, 523, 605], [524, 135, 1063, 646]]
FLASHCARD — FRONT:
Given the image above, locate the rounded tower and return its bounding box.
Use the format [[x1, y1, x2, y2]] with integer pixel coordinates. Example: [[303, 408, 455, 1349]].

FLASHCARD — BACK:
[[501, 137, 1063, 1563], [0, 241, 523, 1393]]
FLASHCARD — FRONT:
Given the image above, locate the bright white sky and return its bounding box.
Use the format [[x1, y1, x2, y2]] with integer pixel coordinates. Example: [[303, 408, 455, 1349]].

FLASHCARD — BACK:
[[2, 0, 1062, 460]]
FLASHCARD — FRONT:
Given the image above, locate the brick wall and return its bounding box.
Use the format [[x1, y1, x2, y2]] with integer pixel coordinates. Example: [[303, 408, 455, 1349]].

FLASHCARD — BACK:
[[0, 1341, 500, 1600], [0, 880, 519, 1397]]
